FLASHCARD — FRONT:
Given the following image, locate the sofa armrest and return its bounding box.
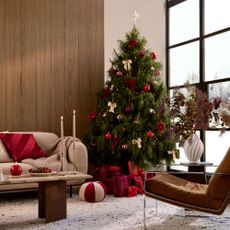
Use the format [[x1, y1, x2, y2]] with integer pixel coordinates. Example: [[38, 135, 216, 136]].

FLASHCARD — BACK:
[[67, 141, 88, 174]]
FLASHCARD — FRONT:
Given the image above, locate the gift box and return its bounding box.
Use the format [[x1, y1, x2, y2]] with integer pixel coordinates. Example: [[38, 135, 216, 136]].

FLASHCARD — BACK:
[[128, 186, 138, 197], [96, 165, 121, 179], [99, 178, 114, 195], [113, 175, 130, 197]]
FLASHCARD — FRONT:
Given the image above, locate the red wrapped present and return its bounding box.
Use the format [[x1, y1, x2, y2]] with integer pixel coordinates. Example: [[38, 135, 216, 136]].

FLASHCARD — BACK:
[[113, 175, 130, 197], [128, 161, 139, 176], [99, 178, 114, 195], [96, 165, 121, 179], [97, 166, 108, 179], [128, 186, 138, 197], [128, 161, 144, 179], [107, 165, 121, 177]]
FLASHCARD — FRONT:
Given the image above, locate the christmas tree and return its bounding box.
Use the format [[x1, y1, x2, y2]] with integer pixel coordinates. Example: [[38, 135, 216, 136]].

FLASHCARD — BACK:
[[85, 26, 179, 169]]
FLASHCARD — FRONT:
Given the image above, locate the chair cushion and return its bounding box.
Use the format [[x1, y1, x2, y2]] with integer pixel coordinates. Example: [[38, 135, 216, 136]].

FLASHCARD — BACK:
[[208, 147, 230, 200], [146, 173, 221, 210], [0, 133, 46, 162]]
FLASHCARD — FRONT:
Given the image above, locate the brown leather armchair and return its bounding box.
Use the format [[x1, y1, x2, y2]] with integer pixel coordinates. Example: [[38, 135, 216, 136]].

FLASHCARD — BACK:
[[145, 147, 230, 215]]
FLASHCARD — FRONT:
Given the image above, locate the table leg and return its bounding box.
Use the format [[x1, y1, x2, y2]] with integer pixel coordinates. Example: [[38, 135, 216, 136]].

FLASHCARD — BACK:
[[38, 180, 66, 223], [188, 166, 206, 184]]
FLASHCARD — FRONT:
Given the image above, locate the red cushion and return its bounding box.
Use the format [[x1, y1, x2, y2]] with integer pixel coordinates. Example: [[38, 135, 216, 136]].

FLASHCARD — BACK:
[[0, 133, 46, 162]]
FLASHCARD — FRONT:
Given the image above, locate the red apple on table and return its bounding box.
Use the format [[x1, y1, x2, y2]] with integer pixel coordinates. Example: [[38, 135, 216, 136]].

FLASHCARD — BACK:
[[10, 162, 22, 176]]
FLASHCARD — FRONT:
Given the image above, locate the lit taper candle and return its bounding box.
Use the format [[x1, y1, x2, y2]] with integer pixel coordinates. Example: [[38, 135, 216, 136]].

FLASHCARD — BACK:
[[61, 115, 64, 139], [73, 110, 76, 148]]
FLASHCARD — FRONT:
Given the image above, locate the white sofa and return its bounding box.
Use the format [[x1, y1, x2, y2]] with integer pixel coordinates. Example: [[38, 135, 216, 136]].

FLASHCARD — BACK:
[[0, 132, 88, 193]]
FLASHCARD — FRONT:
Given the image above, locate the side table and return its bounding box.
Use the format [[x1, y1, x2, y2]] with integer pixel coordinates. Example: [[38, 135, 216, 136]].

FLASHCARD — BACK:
[[179, 162, 213, 184]]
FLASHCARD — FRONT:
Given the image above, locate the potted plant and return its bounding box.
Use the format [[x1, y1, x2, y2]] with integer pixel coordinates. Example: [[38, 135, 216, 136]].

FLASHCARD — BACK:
[[170, 84, 230, 162]]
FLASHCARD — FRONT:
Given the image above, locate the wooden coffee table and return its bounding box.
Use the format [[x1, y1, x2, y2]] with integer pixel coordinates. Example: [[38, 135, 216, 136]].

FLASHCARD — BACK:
[[0, 172, 92, 223]]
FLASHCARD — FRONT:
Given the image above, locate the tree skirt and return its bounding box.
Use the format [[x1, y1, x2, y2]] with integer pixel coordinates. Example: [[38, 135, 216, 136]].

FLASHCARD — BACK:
[[1, 193, 230, 230]]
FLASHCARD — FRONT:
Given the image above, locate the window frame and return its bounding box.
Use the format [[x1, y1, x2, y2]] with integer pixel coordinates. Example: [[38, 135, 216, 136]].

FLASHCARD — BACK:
[[166, 0, 230, 162]]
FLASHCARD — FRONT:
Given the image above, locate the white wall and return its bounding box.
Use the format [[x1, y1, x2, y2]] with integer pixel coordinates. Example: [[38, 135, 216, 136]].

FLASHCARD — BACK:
[[104, 0, 166, 81]]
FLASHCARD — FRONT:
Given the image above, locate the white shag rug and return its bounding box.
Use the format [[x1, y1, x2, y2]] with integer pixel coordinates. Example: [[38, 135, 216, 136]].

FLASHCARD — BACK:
[[1, 192, 230, 230]]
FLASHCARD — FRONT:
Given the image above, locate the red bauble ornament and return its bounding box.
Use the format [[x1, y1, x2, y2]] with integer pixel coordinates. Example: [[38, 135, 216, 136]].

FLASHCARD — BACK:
[[109, 67, 115, 75], [122, 144, 128, 149], [116, 70, 123, 77], [124, 105, 132, 113], [128, 39, 138, 48], [91, 143, 97, 149], [143, 84, 150, 92], [10, 162, 22, 176], [138, 50, 145, 57], [154, 69, 161, 76], [112, 137, 120, 149], [105, 132, 112, 140], [124, 79, 136, 91], [151, 52, 157, 60], [156, 121, 165, 133], [146, 130, 154, 138], [88, 111, 97, 121], [102, 87, 110, 97]]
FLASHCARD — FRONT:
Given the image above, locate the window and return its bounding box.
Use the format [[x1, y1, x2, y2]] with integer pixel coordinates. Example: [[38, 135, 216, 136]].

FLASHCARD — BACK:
[[205, 31, 230, 81], [170, 41, 199, 86], [166, 0, 230, 168], [169, 0, 199, 45], [205, 0, 230, 34]]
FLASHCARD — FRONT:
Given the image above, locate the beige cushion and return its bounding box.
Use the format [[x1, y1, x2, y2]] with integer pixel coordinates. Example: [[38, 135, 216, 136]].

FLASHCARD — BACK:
[[5, 132, 59, 154], [146, 173, 222, 210], [0, 140, 13, 163]]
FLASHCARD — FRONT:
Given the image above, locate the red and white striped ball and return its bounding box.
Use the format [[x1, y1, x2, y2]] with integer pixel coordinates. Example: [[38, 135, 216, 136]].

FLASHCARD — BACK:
[[79, 181, 106, 202]]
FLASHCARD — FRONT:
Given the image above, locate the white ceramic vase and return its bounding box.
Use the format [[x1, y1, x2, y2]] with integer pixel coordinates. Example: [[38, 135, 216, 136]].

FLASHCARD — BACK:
[[183, 133, 204, 163]]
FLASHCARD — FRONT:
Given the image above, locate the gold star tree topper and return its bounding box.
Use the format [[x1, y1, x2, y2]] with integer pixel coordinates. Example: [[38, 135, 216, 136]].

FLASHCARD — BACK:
[[131, 10, 142, 25]]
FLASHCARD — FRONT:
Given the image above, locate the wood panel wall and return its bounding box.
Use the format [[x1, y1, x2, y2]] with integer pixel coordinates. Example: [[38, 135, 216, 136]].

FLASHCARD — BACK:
[[0, 0, 104, 139]]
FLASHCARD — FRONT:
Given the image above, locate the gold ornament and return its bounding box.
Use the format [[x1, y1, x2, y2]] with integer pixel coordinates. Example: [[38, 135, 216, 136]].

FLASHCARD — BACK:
[[117, 114, 122, 120], [134, 118, 139, 124], [122, 59, 132, 71], [168, 149, 176, 160], [132, 137, 142, 148], [108, 102, 117, 113]]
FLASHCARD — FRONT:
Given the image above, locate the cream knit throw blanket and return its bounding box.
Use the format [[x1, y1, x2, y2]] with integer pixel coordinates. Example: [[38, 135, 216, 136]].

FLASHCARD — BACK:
[[21, 137, 80, 172]]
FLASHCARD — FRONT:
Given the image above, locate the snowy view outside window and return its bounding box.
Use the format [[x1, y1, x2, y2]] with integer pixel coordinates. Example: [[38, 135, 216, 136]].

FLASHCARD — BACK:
[[169, 42, 199, 87], [169, 0, 199, 46], [205, 32, 230, 81], [168, 0, 230, 170]]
